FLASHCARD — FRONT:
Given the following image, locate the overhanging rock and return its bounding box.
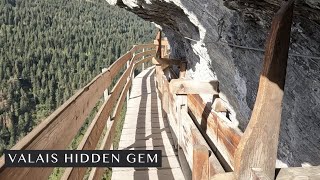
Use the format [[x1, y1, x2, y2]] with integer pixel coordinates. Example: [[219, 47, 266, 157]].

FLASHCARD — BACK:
[[107, 0, 320, 167]]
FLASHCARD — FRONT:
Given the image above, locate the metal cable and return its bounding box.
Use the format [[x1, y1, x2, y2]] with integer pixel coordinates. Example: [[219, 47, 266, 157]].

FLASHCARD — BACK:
[[184, 36, 320, 60]]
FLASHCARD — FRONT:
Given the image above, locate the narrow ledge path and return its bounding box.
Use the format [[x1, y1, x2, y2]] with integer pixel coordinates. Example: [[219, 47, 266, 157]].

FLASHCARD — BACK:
[[112, 67, 185, 180]]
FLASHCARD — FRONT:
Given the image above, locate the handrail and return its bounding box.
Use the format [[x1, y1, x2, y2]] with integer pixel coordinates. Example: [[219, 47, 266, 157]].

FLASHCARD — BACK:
[[0, 34, 159, 180]]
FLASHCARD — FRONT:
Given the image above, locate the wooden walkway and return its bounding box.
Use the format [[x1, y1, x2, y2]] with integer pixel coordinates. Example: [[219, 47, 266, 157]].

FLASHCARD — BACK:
[[112, 67, 185, 180]]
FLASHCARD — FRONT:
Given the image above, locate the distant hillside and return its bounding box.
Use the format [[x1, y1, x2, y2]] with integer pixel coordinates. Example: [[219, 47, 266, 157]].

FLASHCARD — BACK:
[[0, 0, 156, 154]]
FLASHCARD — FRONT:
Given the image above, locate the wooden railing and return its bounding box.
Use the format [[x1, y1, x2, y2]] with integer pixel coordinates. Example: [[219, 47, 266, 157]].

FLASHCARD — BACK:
[[0, 37, 158, 180]]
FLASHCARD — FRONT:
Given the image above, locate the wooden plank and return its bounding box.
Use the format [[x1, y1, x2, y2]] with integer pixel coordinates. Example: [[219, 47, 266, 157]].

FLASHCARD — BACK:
[[162, 75, 169, 115], [179, 112, 224, 178], [120, 131, 172, 142], [193, 145, 210, 180], [276, 166, 320, 180], [111, 168, 184, 180], [179, 61, 187, 78], [135, 56, 153, 66], [112, 156, 181, 171], [62, 64, 134, 180], [169, 67, 239, 169], [130, 43, 157, 53], [109, 51, 133, 78], [234, 1, 294, 179], [118, 138, 174, 149], [121, 147, 177, 157], [155, 31, 162, 58], [188, 94, 242, 169], [152, 57, 182, 66], [132, 49, 156, 63], [170, 79, 219, 95], [212, 98, 227, 112], [251, 168, 272, 180], [87, 121, 114, 180], [211, 172, 234, 180], [192, 128, 224, 176]]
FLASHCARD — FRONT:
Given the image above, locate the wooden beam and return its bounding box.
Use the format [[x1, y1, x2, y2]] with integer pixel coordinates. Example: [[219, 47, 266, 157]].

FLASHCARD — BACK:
[[130, 43, 156, 53], [155, 31, 162, 58], [179, 61, 187, 78], [188, 94, 242, 169], [152, 57, 181, 65], [211, 172, 234, 180], [135, 56, 153, 66], [192, 145, 210, 180], [170, 68, 240, 169], [87, 122, 114, 180], [192, 128, 225, 177], [162, 74, 169, 116], [276, 166, 320, 180], [109, 52, 133, 78], [252, 168, 272, 180], [212, 98, 228, 112], [170, 79, 219, 95], [131, 49, 156, 63], [234, 1, 294, 179], [0, 51, 132, 179]]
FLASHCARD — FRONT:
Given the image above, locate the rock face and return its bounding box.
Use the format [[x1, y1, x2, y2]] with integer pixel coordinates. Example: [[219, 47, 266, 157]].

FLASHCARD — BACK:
[[107, 0, 320, 167]]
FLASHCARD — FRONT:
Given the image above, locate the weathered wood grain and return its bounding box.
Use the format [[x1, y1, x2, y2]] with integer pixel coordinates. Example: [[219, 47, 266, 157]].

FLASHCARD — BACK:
[[276, 166, 320, 180], [130, 43, 157, 53], [212, 98, 227, 112], [234, 1, 294, 179], [179, 61, 187, 78], [152, 57, 182, 65], [109, 51, 133, 78], [188, 94, 242, 169], [131, 49, 156, 63], [155, 31, 162, 58], [192, 128, 225, 177], [193, 145, 210, 180], [169, 79, 219, 95]]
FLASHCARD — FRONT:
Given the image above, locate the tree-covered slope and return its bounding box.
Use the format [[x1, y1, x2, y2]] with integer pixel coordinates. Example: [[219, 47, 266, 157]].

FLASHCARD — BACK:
[[0, 0, 156, 154]]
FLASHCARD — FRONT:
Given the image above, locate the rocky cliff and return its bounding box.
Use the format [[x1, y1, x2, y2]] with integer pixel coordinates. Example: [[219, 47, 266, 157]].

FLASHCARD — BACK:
[[107, 0, 320, 167]]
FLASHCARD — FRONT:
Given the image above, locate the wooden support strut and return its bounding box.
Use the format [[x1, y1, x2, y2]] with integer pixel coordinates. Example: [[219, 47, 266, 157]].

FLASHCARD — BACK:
[[169, 79, 219, 95], [192, 145, 210, 180], [234, 1, 294, 179]]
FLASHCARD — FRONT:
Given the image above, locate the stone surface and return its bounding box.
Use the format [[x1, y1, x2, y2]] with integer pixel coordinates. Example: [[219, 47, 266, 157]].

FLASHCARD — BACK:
[[107, 0, 320, 167]]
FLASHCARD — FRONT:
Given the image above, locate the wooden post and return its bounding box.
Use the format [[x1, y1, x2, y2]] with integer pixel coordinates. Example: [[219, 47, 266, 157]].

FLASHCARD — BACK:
[[102, 68, 109, 101], [156, 30, 162, 58], [142, 48, 145, 71], [192, 145, 210, 180], [176, 94, 187, 148], [179, 61, 187, 79], [162, 75, 169, 118], [127, 61, 130, 102], [234, 1, 294, 179], [106, 116, 113, 150]]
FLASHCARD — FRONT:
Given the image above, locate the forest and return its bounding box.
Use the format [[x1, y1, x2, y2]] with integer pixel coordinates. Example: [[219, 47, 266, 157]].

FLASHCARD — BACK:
[[0, 0, 156, 154]]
